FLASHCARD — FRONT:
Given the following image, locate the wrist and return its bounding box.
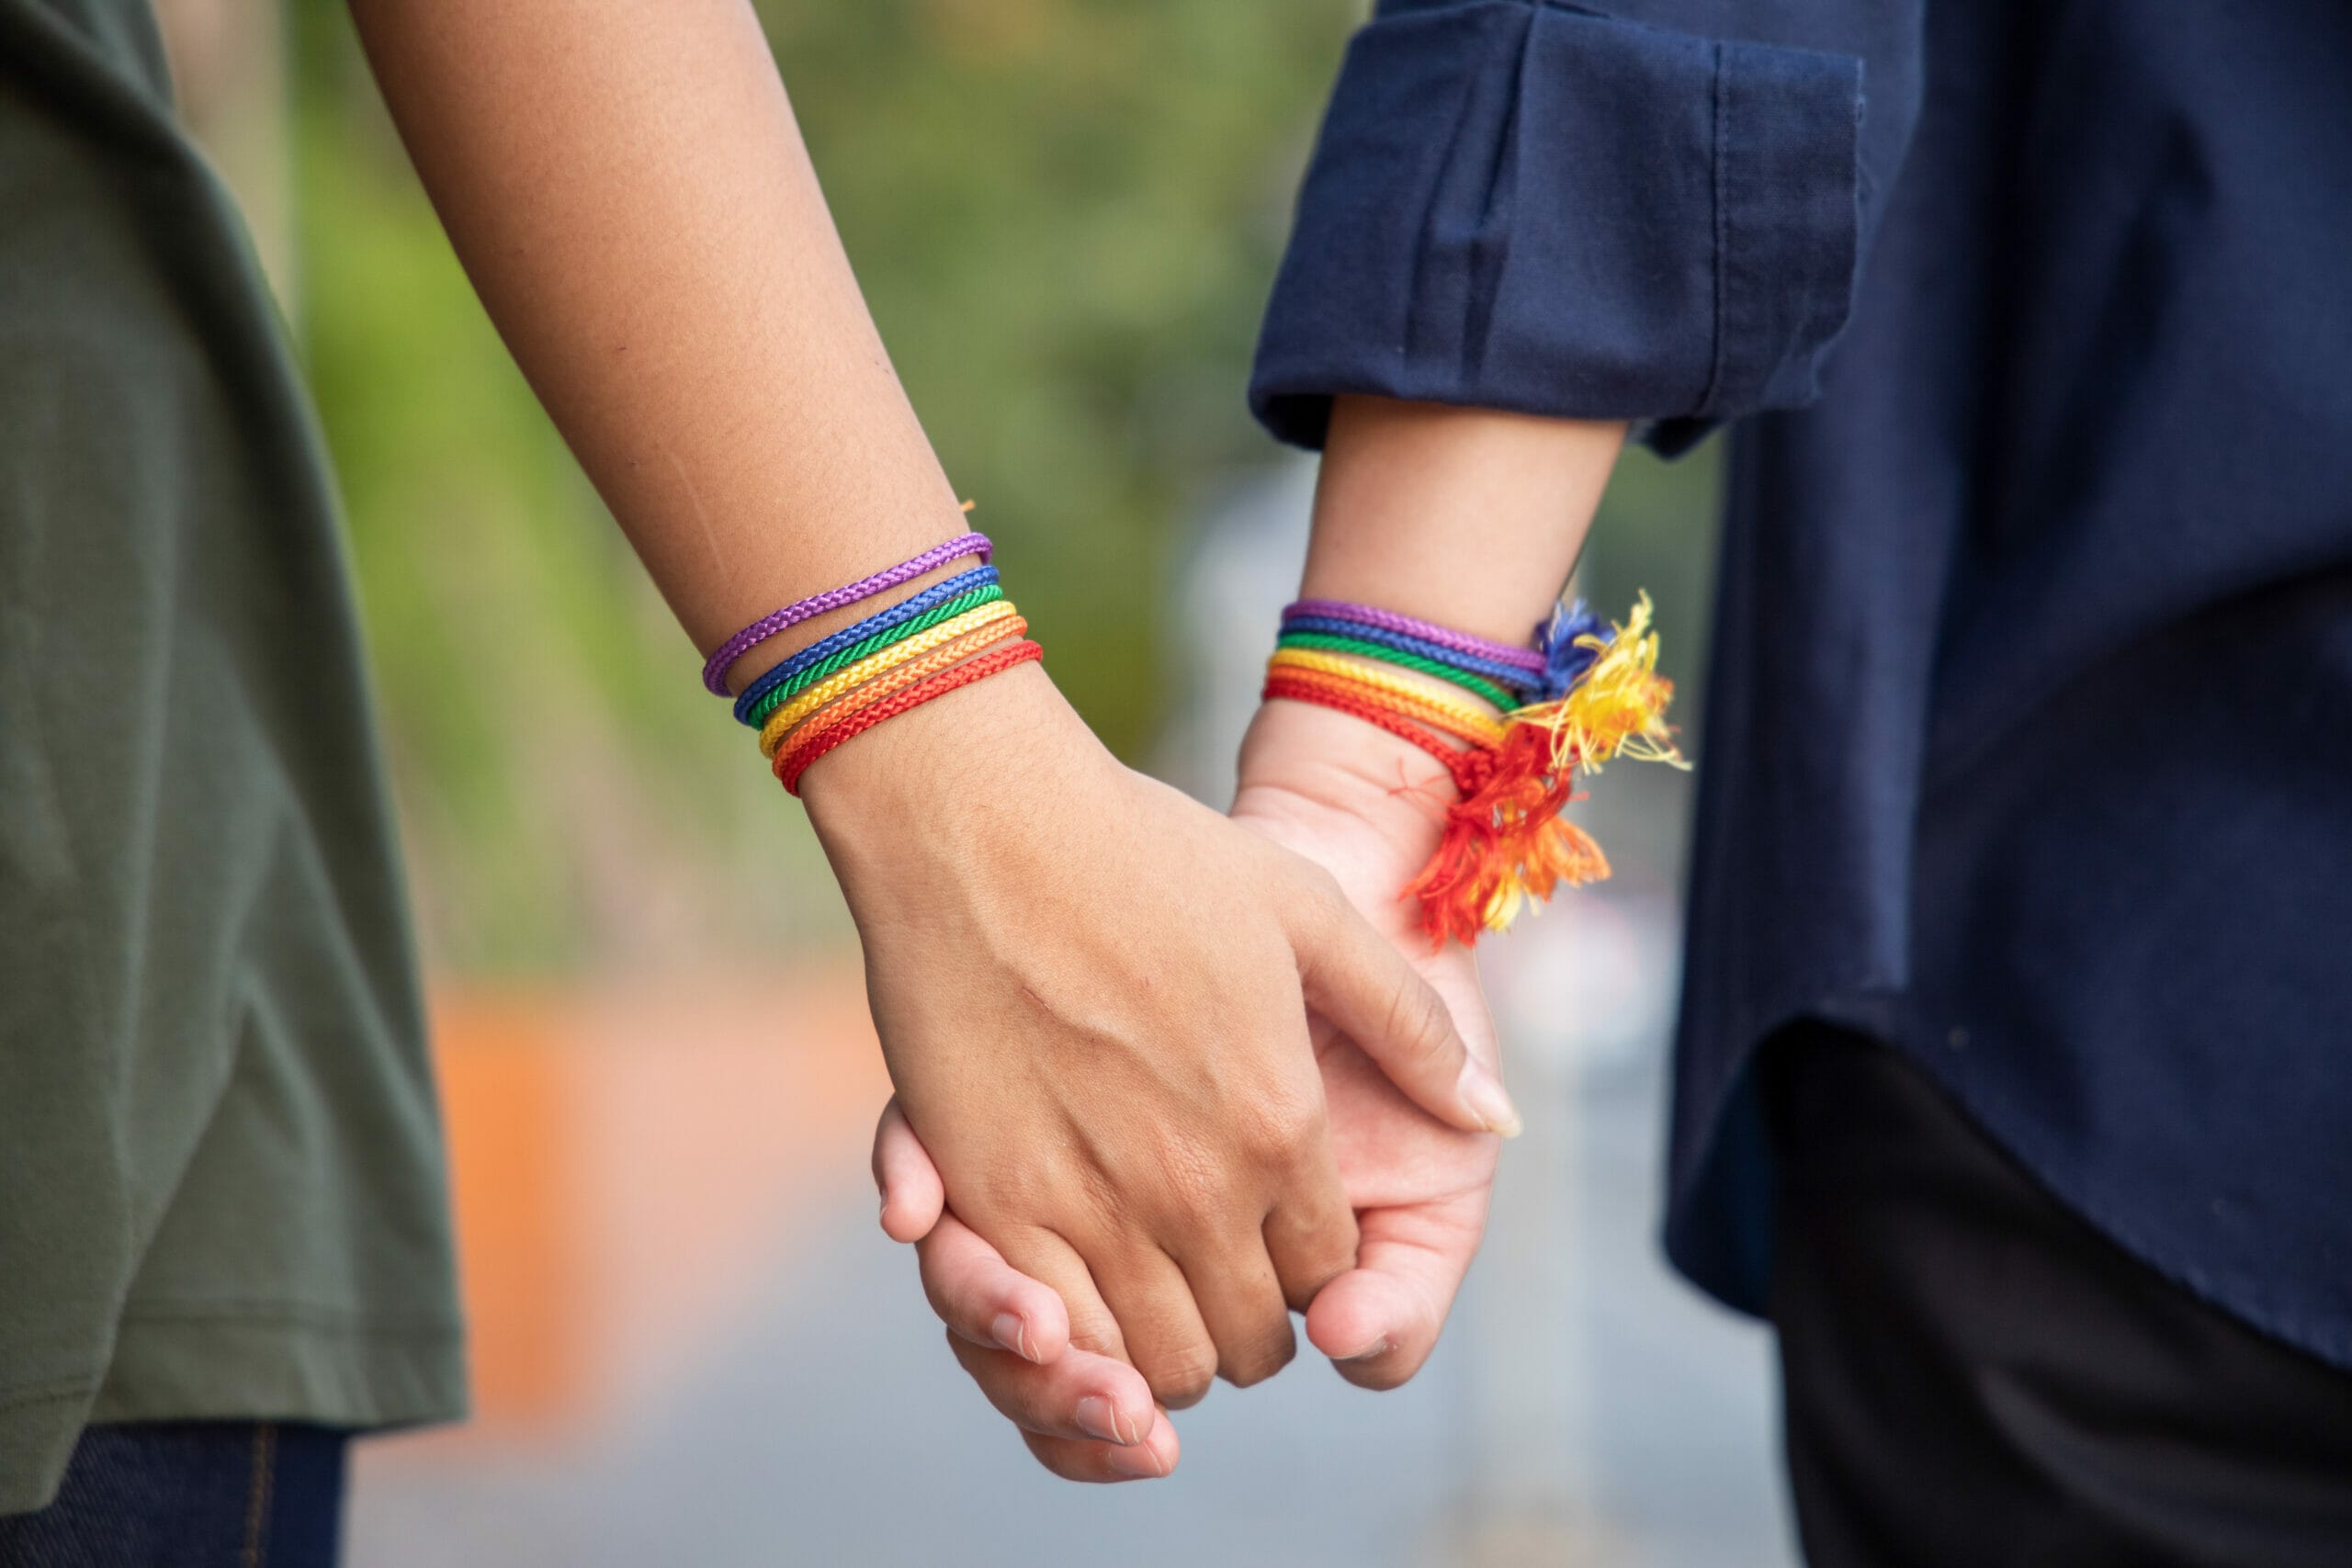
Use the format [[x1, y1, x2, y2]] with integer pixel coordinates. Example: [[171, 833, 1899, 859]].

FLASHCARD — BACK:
[[798, 660, 1097, 872], [1300, 397, 1623, 650], [1235, 696, 1457, 853]]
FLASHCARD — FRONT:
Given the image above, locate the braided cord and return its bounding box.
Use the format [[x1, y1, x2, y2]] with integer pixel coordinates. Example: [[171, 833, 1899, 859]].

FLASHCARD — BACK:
[[1283, 598, 1545, 674], [706, 531, 991, 694], [1261, 673, 1485, 795], [739, 579, 1004, 727], [732, 567, 1000, 723], [1277, 615, 1540, 690], [1262, 665, 1502, 752], [1275, 631, 1518, 708], [1263, 649, 1507, 747], [778, 640, 1044, 795], [759, 612, 1026, 759]]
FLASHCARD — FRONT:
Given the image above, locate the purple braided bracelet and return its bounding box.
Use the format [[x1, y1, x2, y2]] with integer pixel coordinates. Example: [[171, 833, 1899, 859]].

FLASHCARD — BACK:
[[1282, 598, 1546, 674], [702, 532, 993, 694]]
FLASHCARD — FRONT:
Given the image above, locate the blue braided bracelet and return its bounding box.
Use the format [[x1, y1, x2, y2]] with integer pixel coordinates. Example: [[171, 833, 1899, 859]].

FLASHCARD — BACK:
[[731, 564, 1001, 726], [1277, 613, 1541, 691]]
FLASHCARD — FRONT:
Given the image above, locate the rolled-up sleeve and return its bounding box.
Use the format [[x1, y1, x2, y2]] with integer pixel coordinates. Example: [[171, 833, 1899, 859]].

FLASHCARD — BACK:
[[1251, 0, 1913, 454]]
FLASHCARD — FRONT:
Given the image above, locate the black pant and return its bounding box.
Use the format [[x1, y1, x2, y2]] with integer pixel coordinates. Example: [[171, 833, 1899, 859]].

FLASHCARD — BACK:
[[1767, 1028, 2352, 1567], [0, 1423, 347, 1567]]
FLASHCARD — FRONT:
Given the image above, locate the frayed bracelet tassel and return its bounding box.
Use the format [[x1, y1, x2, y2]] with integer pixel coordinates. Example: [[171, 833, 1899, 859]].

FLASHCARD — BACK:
[[1264, 592, 1686, 948], [1402, 722, 1611, 947]]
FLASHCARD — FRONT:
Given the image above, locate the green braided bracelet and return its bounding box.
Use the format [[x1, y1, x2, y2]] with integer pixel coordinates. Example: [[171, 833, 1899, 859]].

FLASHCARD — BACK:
[[1273, 630, 1518, 709], [741, 583, 1006, 728]]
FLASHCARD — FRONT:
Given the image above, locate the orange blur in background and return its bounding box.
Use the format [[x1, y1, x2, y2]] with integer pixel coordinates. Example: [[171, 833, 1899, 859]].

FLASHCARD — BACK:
[[426, 965, 889, 1437]]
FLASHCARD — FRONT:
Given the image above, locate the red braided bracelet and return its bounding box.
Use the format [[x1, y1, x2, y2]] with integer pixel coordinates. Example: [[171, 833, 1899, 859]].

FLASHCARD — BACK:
[[775, 638, 1044, 795], [1259, 672, 1489, 795]]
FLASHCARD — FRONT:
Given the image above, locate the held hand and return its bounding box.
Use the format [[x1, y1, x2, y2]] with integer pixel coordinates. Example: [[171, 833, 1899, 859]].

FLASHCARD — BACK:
[[808, 665, 1510, 1420], [870, 694, 1509, 1480], [875, 1100, 1180, 1481], [1230, 696, 1503, 1387]]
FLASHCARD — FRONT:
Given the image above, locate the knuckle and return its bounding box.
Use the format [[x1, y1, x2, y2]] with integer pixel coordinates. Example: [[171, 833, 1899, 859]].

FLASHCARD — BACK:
[[969, 1148, 1056, 1221], [1062, 1295, 1125, 1359], [1238, 1087, 1321, 1168], [1221, 1322, 1298, 1389], [1281, 1242, 1356, 1312], [1384, 973, 1457, 1071], [1145, 1344, 1219, 1410]]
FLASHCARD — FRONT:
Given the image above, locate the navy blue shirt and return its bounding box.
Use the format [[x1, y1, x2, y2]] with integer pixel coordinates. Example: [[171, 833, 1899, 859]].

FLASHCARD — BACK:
[[1254, 0, 2352, 1365]]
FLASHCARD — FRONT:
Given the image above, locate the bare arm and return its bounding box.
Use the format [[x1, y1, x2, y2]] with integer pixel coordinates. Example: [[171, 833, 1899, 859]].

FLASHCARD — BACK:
[[1303, 396, 1622, 661], [348, 0, 959, 666], [1246, 395, 1627, 826]]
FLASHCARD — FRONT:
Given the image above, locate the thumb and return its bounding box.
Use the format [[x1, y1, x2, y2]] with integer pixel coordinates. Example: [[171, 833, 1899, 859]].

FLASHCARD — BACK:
[[872, 1096, 948, 1243], [1288, 875, 1521, 1137]]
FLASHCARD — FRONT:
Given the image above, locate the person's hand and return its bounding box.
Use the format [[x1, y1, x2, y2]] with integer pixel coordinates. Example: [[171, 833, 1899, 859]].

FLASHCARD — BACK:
[[1230, 696, 1503, 1386], [870, 692, 1508, 1479], [807, 664, 1516, 1426]]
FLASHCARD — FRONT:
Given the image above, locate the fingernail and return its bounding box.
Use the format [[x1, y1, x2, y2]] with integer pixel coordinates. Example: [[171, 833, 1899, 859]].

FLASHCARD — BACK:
[[1458, 1063, 1523, 1138], [1105, 1440, 1166, 1479], [1074, 1396, 1125, 1444], [991, 1313, 1033, 1361], [1337, 1338, 1390, 1362]]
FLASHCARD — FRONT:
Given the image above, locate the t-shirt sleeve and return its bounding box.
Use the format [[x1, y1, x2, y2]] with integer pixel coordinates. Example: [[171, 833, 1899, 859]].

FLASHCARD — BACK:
[[1250, 0, 1920, 455]]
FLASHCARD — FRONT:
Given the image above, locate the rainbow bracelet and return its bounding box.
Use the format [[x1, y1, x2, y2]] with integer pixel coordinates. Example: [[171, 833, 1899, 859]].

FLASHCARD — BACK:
[[764, 615, 1029, 768], [1278, 612, 1542, 693], [733, 566, 1000, 726], [704, 531, 992, 695], [775, 638, 1044, 796], [757, 604, 1026, 757], [1262, 594, 1682, 947], [1263, 647, 1508, 747], [1273, 629, 1521, 709], [710, 534, 1044, 796], [1283, 598, 1547, 677]]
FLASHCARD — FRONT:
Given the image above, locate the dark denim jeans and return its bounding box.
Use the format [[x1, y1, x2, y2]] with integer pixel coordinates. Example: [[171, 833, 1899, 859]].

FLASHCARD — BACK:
[[0, 1423, 348, 1567]]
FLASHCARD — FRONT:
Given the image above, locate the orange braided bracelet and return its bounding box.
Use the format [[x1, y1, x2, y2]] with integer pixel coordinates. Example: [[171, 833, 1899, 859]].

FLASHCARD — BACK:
[[1259, 671, 1486, 794], [775, 638, 1044, 795], [763, 617, 1024, 772], [757, 613, 1028, 760], [1258, 661, 1505, 751]]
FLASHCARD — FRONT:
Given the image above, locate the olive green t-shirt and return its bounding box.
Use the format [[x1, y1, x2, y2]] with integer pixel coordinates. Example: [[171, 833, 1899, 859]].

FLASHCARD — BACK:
[[0, 0, 465, 1514]]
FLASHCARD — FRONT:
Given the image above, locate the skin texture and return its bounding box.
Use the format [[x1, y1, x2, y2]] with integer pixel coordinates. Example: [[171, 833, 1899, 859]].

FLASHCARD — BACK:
[[879, 398, 1629, 1478], [345, 5, 1517, 1418]]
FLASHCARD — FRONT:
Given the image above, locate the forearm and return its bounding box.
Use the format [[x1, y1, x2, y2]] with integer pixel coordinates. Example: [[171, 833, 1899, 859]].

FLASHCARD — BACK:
[[347, 0, 965, 676], [1297, 399, 1624, 650]]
